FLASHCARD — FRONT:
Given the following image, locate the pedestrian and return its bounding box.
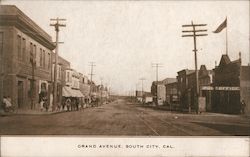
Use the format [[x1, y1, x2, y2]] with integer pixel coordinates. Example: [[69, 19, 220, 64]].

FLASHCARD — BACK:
[[66, 98, 71, 111], [43, 96, 48, 112], [2, 96, 12, 112], [39, 93, 44, 111], [75, 98, 79, 111], [49, 93, 53, 112], [240, 100, 246, 114]]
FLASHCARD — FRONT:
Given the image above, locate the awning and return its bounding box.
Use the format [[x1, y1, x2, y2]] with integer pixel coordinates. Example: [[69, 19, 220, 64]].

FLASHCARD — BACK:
[[62, 86, 84, 97], [72, 89, 84, 97]]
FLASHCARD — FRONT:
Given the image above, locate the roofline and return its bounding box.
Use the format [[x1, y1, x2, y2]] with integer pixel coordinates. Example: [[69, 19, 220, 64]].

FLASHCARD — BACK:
[[0, 5, 56, 50]]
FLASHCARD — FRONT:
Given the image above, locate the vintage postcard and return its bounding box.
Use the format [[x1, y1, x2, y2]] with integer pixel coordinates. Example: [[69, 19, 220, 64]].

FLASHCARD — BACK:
[[0, 0, 249, 156]]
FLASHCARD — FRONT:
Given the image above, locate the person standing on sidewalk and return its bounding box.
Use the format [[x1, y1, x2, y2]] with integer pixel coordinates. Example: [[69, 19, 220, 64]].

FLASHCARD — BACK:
[[39, 92, 44, 111], [66, 98, 71, 111], [240, 100, 246, 114], [49, 93, 53, 112]]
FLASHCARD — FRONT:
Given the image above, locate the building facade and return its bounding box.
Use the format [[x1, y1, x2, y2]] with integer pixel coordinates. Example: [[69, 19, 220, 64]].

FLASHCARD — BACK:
[[52, 54, 70, 107], [212, 54, 245, 114], [79, 73, 91, 104], [186, 65, 214, 112], [177, 69, 195, 111], [0, 5, 55, 109], [165, 81, 179, 110], [151, 78, 176, 105]]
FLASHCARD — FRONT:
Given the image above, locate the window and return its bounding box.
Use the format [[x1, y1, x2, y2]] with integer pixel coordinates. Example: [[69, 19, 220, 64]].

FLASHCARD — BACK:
[[29, 43, 33, 63], [22, 38, 26, 62], [33, 45, 36, 64], [17, 35, 21, 60], [0, 33, 3, 56], [66, 72, 70, 82], [48, 53, 51, 69], [58, 66, 61, 79], [39, 48, 42, 67], [43, 50, 45, 68]]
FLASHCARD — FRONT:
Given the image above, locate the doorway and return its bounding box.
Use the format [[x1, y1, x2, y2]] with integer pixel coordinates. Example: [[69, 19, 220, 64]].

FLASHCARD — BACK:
[[17, 81, 24, 108]]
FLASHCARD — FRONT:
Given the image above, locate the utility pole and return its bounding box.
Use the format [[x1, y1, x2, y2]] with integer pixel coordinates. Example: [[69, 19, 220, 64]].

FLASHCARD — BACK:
[[100, 77, 103, 105], [50, 18, 66, 111], [182, 21, 207, 114], [88, 62, 96, 99], [0, 32, 3, 110], [152, 63, 163, 106], [139, 78, 145, 103]]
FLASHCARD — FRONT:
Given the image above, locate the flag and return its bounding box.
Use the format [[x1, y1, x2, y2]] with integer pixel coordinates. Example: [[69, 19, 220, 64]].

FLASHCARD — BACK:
[[213, 18, 227, 33]]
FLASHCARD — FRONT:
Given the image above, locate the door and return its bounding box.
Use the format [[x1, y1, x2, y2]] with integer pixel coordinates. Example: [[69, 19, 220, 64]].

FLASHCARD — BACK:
[[18, 81, 24, 108]]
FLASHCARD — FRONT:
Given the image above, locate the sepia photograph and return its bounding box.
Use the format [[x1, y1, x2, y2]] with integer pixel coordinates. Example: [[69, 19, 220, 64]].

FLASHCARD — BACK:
[[0, 0, 249, 156]]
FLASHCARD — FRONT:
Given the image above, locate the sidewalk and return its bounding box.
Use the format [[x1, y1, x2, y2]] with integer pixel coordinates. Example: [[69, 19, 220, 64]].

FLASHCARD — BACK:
[[0, 108, 65, 116], [138, 103, 250, 118]]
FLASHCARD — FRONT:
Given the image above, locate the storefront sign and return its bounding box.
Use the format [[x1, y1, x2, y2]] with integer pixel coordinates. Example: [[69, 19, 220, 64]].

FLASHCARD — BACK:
[[201, 86, 240, 91]]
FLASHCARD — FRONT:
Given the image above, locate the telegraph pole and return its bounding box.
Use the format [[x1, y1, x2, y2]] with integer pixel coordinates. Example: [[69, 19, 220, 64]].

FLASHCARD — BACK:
[[139, 78, 145, 104], [152, 63, 163, 106], [100, 77, 103, 105], [182, 21, 207, 114], [0, 32, 3, 109], [50, 18, 66, 111], [89, 62, 96, 99]]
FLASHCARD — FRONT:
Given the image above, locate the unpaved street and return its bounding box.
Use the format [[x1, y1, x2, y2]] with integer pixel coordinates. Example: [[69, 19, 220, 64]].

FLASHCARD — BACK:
[[0, 99, 249, 135]]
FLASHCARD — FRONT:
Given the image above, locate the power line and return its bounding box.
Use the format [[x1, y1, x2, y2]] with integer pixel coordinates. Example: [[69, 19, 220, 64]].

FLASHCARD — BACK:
[[50, 17, 66, 111], [182, 21, 207, 114]]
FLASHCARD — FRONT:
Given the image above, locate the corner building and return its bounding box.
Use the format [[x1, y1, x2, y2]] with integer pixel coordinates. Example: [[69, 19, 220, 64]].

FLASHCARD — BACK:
[[0, 5, 55, 109]]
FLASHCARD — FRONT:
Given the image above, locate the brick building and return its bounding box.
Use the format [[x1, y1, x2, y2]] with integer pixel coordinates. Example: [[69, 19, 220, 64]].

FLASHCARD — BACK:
[[0, 5, 55, 109]]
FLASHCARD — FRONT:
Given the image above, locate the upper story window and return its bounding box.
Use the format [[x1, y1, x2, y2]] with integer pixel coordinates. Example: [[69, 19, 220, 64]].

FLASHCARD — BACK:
[[17, 35, 21, 60], [43, 50, 46, 68], [22, 38, 26, 62], [48, 53, 51, 69], [33, 44, 36, 62], [0, 33, 3, 56], [29, 42, 33, 64], [66, 72, 69, 82], [39, 48, 42, 67]]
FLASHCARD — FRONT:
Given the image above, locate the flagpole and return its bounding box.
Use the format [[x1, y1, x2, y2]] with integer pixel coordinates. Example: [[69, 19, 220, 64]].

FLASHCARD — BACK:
[[226, 17, 228, 55]]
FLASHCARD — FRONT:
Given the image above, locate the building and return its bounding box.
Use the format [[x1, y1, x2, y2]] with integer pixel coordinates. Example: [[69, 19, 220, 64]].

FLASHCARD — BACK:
[[135, 90, 143, 102], [0, 5, 55, 109], [165, 81, 179, 110], [142, 92, 153, 104], [199, 65, 214, 111], [151, 78, 176, 105], [240, 66, 250, 115], [177, 69, 195, 111], [51, 54, 70, 108], [212, 54, 249, 114], [64, 69, 84, 98], [79, 74, 91, 104], [186, 65, 214, 112]]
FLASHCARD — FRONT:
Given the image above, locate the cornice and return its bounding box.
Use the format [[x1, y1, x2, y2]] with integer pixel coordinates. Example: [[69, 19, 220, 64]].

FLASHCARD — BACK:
[[0, 10, 56, 50]]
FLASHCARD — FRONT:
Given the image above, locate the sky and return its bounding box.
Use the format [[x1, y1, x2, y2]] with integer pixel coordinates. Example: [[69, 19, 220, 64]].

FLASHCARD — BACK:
[[2, 0, 250, 95]]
